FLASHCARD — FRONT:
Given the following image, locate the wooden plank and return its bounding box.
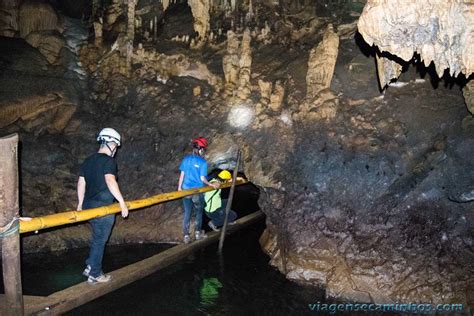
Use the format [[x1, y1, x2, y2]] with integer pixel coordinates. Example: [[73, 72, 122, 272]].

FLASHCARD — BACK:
[[0, 295, 47, 311], [25, 211, 264, 315]]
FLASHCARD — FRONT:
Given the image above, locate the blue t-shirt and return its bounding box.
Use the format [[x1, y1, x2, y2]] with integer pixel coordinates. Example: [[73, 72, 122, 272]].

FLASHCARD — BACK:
[[180, 154, 208, 189]]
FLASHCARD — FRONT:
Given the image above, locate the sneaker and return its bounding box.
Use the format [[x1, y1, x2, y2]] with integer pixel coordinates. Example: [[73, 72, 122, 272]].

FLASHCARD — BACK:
[[228, 221, 237, 225], [183, 235, 191, 244], [195, 230, 207, 240], [87, 274, 112, 284], [208, 221, 219, 232], [82, 265, 91, 277]]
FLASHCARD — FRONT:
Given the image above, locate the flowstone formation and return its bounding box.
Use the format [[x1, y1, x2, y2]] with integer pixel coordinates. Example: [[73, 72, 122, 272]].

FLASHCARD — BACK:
[[0, 0, 472, 310], [358, 0, 474, 112]]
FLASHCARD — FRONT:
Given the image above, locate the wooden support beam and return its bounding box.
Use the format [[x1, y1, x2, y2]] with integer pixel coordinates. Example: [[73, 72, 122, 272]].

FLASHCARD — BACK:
[[25, 211, 264, 315], [0, 133, 24, 315]]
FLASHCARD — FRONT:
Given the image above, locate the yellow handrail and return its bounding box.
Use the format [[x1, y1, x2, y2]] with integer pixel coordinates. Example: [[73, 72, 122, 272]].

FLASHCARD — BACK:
[[20, 179, 248, 234]]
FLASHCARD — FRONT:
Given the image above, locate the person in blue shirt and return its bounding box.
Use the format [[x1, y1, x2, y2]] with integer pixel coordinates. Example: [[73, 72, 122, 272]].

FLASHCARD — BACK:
[[178, 137, 219, 244]]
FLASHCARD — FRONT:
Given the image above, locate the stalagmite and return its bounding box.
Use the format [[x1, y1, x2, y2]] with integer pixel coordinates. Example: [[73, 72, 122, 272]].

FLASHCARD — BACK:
[[258, 79, 272, 104], [237, 29, 252, 100], [269, 81, 285, 111], [306, 24, 339, 99], [93, 18, 103, 46], [222, 30, 240, 95]]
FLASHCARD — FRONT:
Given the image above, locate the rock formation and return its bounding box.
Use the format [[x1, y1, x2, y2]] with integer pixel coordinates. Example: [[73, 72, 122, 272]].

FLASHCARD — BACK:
[[222, 29, 253, 100], [463, 81, 474, 114], [0, 0, 20, 37], [104, 0, 123, 32], [358, 0, 473, 88], [222, 30, 241, 96], [375, 55, 402, 89], [19, 1, 60, 38], [126, 0, 138, 43], [0, 93, 75, 133], [296, 24, 340, 121], [25, 31, 65, 65], [269, 80, 285, 112], [188, 0, 210, 48], [306, 24, 339, 99], [236, 29, 252, 100], [258, 79, 272, 105]]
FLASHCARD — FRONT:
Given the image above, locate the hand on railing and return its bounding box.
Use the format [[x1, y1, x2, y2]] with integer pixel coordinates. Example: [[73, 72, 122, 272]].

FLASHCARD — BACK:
[[120, 201, 129, 218]]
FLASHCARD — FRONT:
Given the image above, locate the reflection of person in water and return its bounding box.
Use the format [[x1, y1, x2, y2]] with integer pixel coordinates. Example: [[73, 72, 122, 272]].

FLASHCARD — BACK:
[[199, 277, 223, 307]]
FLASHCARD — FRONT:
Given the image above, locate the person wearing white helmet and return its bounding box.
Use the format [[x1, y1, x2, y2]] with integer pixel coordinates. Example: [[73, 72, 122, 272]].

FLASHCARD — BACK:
[[77, 128, 129, 284]]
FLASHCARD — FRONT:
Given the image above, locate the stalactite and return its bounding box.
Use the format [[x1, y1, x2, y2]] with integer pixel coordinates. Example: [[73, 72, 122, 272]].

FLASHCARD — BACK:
[[127, 0, 137, 43], [104, 0, 122, 32], [163, 0, 170, 11], [188, 0, 211, 48], [247, 0, 254, 21]]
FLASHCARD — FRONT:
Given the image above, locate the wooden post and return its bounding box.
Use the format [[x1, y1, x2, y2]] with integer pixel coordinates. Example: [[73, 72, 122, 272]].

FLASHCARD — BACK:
[[0, 133, 23, 315], [218, 149, 241, 253]]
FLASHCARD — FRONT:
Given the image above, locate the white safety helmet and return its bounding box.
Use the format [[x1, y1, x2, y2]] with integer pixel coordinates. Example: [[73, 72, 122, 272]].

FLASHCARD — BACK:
[[97, 128, 121, 146]]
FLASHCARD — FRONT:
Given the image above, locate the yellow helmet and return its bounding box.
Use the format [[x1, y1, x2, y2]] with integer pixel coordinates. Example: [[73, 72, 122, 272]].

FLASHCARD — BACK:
[[218, 170, 232, 180]]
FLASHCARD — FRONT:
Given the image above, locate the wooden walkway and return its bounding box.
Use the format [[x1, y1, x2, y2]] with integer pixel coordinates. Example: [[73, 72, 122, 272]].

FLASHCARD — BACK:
[[2, 211, 264, 315]]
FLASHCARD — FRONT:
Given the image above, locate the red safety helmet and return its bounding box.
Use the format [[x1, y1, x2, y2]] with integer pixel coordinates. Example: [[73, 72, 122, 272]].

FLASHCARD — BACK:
[[192, 137, 208, 149]]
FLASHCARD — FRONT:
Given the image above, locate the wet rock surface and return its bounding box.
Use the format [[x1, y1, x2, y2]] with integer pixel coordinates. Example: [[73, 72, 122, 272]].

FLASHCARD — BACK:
[[0, 0, 472, 310]]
